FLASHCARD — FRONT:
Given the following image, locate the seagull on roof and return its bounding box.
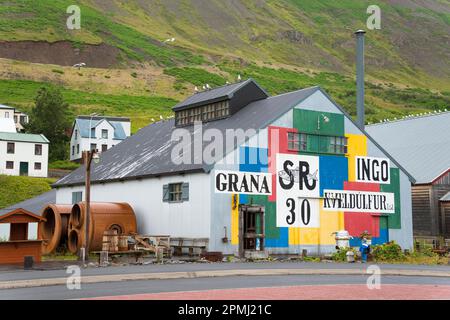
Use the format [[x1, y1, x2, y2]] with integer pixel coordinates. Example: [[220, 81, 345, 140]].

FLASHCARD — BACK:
[[194, 86, 199, 93], [206, 84, 211, 90], [237, 74, 241, 81], [73, 62, 86, 70], [151, 118, 155, 122], [160, 115, 163, 120]]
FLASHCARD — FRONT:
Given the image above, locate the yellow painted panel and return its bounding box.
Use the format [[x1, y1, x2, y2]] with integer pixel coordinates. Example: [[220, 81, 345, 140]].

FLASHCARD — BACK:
[[346, 134, 367, 182], [288, 200, 344, 245], [231, 194, 239, 245]]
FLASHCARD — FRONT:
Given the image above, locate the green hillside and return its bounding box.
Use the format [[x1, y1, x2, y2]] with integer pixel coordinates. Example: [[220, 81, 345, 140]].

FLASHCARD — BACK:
[[0, 175, 56, 209], [0, 0, 449, 131]]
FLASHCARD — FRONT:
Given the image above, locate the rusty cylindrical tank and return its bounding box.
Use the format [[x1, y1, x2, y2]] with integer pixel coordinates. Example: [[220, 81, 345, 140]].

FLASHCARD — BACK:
[[40, 204, 73, 254], [68, 202, 137, 253]]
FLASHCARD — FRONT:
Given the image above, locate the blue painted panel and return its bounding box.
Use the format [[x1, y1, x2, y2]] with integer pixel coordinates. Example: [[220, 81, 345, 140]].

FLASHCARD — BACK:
[[266, 227, 289, 248], [349, 229, 389, 247], [319, 155, 348, 197], [239, 146, 268, 173]]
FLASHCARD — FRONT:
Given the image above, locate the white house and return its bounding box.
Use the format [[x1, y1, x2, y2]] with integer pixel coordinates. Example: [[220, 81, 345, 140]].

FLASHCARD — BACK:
[[70, 116, 131, 162], [54, 79, 414, 256], [0, 104, 29, 132], [0, 118, 17, 133], [0, 132, 49, 177]]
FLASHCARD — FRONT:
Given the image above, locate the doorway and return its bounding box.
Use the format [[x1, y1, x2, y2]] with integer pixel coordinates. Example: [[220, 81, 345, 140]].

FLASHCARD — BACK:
[[238, 204, 265, 258], [19, 162, 28, 176]]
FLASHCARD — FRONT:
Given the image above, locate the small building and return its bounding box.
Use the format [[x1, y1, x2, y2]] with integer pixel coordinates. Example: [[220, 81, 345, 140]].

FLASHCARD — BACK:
[[69, 115, 131, 162], [0, 104, 29, 132], [0, 132, 49, 177], [0, 209, 45, 264], [54, 79, 414, 256], [366, 112, 450, 238]]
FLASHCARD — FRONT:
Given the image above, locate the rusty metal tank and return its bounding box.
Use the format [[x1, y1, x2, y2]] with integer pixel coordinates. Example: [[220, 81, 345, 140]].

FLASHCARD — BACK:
[[40, 204, 73, 254], [68, 202, 137, 253]]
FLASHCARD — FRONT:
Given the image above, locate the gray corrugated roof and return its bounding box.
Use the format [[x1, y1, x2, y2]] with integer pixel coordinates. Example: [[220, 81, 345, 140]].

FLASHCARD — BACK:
[[172, 79, 268, 111], [54, 86, 320, 187], [366, 112, 450, 184], [0, 189, 56, 216], [441, 192, 450, 202]]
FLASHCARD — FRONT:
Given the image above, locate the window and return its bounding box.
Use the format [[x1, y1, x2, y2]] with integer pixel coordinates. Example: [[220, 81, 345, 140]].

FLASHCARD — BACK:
[[90, 143, 97, 151], [20, 115, 26, 124], [163, 183, 189, 203], [72, 146, 75, 156], [102, 144, 108, 152], [35, 144, 42, 156], [176, 100, 230, 126], [7, 142, 14, 154], [76, 144, 80, 154], [6, 161, 13, 169], [91, 128, 95, 138], [74, 129, 78, 140], [287, 132, 307, 151], [72, 192, 83, 204], [102, 129, 108, 139], [34, 162, 41, 170], [14, 115, 17, 123], [215, 101, 229, 118], [330, 136, 348, 154], [5, 111, 9, 118]]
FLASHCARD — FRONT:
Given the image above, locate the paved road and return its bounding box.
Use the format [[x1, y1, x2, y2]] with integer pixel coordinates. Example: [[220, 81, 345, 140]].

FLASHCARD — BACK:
[[1, 274, 450, 300], [2, 261, 450, 282]]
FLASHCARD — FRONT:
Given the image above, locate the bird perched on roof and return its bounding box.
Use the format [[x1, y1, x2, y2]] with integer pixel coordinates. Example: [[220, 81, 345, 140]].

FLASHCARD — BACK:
[[151, 118, 155, 122], [73, 62, 86, 70], [237, 74, 242, 81], [194, 86, 199, 93], [160, 115, 164, 120], [206, 84, 211, 90]]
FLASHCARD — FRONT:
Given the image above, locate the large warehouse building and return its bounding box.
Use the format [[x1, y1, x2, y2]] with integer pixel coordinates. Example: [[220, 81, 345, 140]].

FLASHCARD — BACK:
[[53, 79, 414, 256], [367, 112, 450, 238]]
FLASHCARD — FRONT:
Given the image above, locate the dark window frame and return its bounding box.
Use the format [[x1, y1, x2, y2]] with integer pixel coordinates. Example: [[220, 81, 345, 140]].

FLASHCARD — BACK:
[[7, 142, 15, 154], [6, 161, 14, 169], [35, 144, 42, 156]]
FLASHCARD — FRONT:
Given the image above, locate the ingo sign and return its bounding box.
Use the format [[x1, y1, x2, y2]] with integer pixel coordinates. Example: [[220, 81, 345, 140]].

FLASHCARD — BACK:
[[356, 156, 391, 184]]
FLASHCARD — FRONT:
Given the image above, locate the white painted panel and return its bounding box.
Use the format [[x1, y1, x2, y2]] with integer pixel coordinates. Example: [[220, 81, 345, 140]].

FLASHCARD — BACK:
[[28, 223, 38, 240]]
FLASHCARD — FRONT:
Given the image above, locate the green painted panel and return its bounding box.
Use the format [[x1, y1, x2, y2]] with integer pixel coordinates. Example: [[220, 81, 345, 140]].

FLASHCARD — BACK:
[[379, 216, 388, 229], [293, 109, 345, 136], [380, 168, 401, 229]]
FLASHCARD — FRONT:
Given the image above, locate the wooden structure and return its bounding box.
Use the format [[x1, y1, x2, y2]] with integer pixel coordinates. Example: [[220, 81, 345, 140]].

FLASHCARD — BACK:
[[0, 209, 45, 264], [412, 177, 450, 237], [440, 192, 450, 237], [238, 205, 265, 258], [171, 237, 208, 257]]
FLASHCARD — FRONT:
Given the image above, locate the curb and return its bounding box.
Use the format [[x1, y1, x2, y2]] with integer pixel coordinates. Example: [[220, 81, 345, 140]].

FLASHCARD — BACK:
[[1, 268, 450, 290]]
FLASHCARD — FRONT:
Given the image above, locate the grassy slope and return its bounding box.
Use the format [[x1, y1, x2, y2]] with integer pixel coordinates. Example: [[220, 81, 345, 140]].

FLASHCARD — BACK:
[[0, 0, 448, 130], [0, 175, 56, 209]]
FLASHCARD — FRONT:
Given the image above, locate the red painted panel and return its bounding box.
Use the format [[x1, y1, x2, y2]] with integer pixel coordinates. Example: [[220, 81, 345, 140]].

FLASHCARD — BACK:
[[343, 181, 380, 237], [268, 126, 298, 202]]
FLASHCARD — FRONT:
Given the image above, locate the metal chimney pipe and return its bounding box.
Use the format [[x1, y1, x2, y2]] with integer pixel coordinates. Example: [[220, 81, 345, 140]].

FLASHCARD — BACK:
[[355, 29, 366, 129]]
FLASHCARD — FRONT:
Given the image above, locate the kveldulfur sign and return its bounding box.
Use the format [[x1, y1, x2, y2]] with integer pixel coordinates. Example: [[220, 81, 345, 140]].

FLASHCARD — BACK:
[[214, 170, 272, 195], [323, 189, 395, 214]]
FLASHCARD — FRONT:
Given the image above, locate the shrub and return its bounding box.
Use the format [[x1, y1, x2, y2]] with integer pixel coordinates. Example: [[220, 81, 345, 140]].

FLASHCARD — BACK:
[[372, 241, 406, 262], [332, 247, 357, 262]]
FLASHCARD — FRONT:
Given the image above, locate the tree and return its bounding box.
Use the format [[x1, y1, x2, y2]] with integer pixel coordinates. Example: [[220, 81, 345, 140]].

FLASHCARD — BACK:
[[26, 87, 71, 161]]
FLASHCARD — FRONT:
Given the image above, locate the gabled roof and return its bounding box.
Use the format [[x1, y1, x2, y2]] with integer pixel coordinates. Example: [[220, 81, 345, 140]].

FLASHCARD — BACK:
[[54, 83, 414, 188], [0, 189, 56, 216], [366, 112, 450, 184], [172, 79, 269, 111], [54, 86, 319, 187], [74, 117, 127, 140], [0, 104, 14, 110], [0, 208, 46, 223], [0, 132, 49, 144]]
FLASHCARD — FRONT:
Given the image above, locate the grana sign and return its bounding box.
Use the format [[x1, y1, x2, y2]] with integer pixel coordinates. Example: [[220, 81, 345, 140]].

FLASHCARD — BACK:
[[276, 154, 320, 228], [214, 170, 272, 195], [323, 189, 395, 214], [356, 156, 391, 184]]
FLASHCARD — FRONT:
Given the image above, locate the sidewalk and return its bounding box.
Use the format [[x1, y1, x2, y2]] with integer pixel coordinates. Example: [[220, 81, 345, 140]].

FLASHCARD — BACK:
[[1, 261, 450, 290]]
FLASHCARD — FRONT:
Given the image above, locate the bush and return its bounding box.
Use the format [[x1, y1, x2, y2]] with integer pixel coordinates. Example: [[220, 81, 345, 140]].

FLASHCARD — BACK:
[[372, 241, 406, 262], [332, 247, 357, 262]]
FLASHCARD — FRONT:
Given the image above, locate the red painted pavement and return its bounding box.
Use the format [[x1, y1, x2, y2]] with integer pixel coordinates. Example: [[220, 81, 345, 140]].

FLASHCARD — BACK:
[[86, 284, 450, 300]]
